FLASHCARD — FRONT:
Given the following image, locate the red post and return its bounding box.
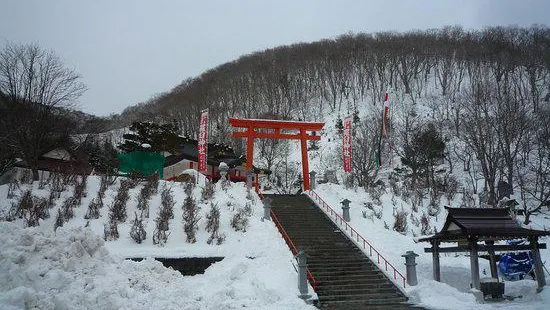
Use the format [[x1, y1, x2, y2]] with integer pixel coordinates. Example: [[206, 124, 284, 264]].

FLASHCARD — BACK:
[[300, 129, 310, 190], [246, 126, 254, 170]]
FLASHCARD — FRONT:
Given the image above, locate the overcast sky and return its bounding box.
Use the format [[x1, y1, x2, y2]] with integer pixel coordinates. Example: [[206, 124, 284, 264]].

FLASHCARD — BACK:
[[1, 0, 549, 116]]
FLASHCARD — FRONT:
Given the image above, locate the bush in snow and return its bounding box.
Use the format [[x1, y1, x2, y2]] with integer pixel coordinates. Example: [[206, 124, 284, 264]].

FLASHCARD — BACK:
[[182, 196, 200, 243], [137, 175, 159, 219], [368, 183, 385, 205], [130, 212, 147, 244], [160, 185, 175, 219], [49, 170, 65, 197], [16, 190, 50, 227], [230, 205, 251, 232], [444, 174, 460, 202], [136, 190, 150, 218], [110, 179, 132, 222], [420, 213, 431, 235], [205, 203, 225, 245], [201, 180, 215, 201], [61, 196, 78, 222], [99, 174, 116, 199], [6, 180, 19, 199], [104, 213, 119, 241], [393, 209, 408, 234], [85, 197, 102, 220], [153, 190, 174, 246], [54, 208, 64, 231], [73, 174, 88, 204]]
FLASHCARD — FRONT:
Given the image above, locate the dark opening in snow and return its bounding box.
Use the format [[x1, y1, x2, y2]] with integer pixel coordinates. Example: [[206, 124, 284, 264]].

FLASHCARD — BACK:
[[129, 257, 224, 276]]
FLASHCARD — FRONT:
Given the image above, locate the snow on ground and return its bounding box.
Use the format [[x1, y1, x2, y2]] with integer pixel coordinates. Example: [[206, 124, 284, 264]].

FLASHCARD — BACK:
[[311, 183, 550, 310], [0, 176, 317, 310]]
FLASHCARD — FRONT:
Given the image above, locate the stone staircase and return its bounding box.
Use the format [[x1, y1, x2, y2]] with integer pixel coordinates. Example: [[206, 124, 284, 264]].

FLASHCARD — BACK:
[[267, 194, 424, 310]]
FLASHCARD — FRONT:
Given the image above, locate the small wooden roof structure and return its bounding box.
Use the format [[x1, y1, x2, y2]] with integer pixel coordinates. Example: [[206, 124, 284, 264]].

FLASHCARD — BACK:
[[418, 207, 550, 243], [418, 207, 549, 293]]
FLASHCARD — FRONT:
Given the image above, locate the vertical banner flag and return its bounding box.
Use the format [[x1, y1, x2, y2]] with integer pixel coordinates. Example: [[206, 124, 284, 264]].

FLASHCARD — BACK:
[[382, 91, 390, 138], [198, 109, 209, 174], [343, 116, 353, 172]]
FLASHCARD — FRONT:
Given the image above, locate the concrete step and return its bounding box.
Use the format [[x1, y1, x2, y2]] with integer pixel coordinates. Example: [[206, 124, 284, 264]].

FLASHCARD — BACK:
[[319, 294, 407, 303], [267, 194, 418, 309]]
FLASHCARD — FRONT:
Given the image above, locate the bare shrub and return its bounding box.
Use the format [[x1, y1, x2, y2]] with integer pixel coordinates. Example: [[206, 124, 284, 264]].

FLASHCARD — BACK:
[[85, 197, 102, 220], [99, 174, 116, 199], [444, 174, 460, 202], [368, 184, 385, 205], [54, 209, 64, 231], [160, 185, 175, 219], [420, 213, 431, 235], [14, 190, 49, 227], [136, 191, 150, 218], [153, 190, 174, 246], [61, 196, 78, 221], [130, 212, 147, 244], [182, 196, 200, 243], [389, 179, 401, 196], [205, 203, 225, 245], [7, 180, 19, 199], [201, 180, 215, 201], [136, 176, 158, 219], [104, 215, 119, 241], [231, 207, 250, 232], [460, 189, 476, 208], [110, 179, 132, 222], [73, 175, 87, 205], [393, 209, 408, 234], [152, 227, 169, 246]]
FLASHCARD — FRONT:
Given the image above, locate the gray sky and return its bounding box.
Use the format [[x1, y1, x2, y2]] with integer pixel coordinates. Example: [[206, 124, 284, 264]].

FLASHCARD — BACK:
[[1, 0, 549, 116]]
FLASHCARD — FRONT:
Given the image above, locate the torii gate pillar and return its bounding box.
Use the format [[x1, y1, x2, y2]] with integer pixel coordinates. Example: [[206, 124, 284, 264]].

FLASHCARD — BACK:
[[229, 118, 324, 191]]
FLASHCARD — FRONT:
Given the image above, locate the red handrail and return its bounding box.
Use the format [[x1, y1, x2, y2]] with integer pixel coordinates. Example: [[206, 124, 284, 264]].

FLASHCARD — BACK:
[[307, 190, 407, 289], [270, 209, 317, 291]]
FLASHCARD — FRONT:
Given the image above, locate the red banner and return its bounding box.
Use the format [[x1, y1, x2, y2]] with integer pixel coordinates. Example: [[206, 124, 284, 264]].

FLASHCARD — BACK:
[[343, 117, 352, 172], [198, 109, 208, 173]]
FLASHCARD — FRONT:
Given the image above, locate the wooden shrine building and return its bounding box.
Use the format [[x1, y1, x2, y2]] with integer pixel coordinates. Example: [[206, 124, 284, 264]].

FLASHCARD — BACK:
[[418, 207, 550, 291]]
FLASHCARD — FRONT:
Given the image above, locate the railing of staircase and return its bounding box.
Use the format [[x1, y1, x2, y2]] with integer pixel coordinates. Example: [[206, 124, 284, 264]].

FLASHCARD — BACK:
[[270, 209, 317, 291], [307, 190, 406, 289]]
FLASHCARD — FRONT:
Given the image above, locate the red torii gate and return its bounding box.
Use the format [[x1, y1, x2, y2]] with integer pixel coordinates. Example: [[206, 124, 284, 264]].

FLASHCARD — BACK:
[[229, 118, 325, 191]]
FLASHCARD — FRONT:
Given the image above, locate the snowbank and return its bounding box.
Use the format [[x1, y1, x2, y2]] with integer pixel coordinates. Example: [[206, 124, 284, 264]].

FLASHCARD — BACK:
[[0, 178, 317, 310]]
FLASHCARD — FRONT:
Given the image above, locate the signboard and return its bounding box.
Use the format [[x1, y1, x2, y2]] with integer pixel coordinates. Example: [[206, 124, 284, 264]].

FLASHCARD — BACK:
[[343, 117, 352, 172], [198, 109, 208, 173]]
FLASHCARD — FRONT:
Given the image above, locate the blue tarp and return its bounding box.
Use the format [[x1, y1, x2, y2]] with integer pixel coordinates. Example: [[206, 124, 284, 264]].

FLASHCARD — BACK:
[[498, 251, 534, 281]]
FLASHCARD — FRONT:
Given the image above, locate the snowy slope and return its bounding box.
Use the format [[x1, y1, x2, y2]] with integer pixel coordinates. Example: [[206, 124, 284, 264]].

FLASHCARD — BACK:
[[0, 176, 317, 310]]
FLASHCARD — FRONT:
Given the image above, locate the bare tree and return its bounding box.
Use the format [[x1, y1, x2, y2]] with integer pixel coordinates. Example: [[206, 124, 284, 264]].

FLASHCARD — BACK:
[[0, 43, 86, 179]]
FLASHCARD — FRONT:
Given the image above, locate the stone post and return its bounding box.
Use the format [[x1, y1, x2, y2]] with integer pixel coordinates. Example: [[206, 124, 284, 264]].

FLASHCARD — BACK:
[[341, 199, 351, 222], [309, 171, 317, 190], [262, 197, 272, 221], [402, 251, 419, 286], [296, 248, 311, 299]]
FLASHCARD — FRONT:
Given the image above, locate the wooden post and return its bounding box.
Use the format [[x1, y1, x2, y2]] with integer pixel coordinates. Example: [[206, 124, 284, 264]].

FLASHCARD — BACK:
[[469, 238, 480, 290], [246, 126, 255, 170], [432, 241, 441, 281], [300, 129, 310, 191], [530, 236, 546, 290], [485, 241, 498, 279]]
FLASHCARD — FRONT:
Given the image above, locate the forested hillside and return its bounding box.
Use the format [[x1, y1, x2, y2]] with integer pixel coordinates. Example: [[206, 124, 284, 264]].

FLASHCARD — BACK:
[[103, 26, 550, 220]]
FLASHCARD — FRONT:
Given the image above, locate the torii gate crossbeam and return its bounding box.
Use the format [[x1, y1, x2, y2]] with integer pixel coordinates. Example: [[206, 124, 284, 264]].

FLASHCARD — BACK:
[[229, 118, 324, 191]]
